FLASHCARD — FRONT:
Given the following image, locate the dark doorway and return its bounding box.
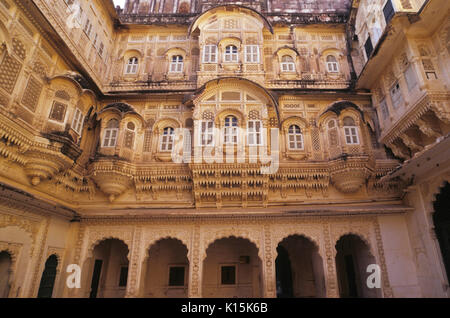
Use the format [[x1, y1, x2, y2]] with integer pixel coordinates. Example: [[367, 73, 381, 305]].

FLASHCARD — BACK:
[[0, 251, 12, 298], [433, 182, 450, 284], [335, 234, 380, 298], [89, 259, 103, 298], [37, 255, 58, 298], [275, 245, 293, 298]]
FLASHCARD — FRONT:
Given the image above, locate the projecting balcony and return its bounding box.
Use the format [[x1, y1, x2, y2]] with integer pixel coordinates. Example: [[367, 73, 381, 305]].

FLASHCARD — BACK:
[[356, 0, 446, 88], [105, 78, 197, 93], [266, 73, 351, 90]]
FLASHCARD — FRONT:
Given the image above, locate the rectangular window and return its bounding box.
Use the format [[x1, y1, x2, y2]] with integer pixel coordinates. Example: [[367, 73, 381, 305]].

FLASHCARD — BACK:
[[390, 81, 404, 109], [168, 266, 185, 287], [49, 101, 67, 122], [344, 127, 359, 145], [245, 45, 259, 63], [118, 266, 128, 287], [201, 121, 214, 146], [71, 108, 84, 134], [383, 0, 395, 24], [221, 265, 236, 285], [203, 45, 217, 63], [364, 36, 374, 60], [248, 120, 262, 146], [103, 129, 118, 147], [404, 64, 418, 91]]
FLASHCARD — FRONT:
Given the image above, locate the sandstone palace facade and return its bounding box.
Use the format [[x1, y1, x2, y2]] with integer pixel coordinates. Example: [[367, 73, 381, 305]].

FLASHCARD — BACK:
[[0, 0, 449, 298]]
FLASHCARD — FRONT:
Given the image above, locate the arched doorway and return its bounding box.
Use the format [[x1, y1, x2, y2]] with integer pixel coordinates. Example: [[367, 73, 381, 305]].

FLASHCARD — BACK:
[[0, 251, 12, 298], [87, 239, 129, 298], [202, 237, 262, 298], [276, 235, 326, 298], [433, 182, 450, 284], [37, 254, 58, 298], [335, 234, 381, 298], [141, 238, 189, 297]]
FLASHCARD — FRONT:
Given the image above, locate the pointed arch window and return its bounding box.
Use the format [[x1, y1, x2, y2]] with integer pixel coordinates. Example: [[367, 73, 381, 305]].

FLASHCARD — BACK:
[[125, 57, 139, 74], [170, 55, 184, 73], [281, 55, 295, 72], [288, 125, 304, 150], [224, 45, 238, 63], [160, 127, 175, 151], [326, 55, 339, 73], [224, 116, 238, 144], [103, 119, 119, 147], [343, 117, 359, 145]]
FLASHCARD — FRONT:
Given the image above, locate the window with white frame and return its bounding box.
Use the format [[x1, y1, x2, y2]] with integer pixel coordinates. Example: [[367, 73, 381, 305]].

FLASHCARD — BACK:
[[281, 55, 295, 72], [224, 45, 238, 63], [248, 120, 262, 146], [224, 116, 238, 144], [203, 45, 217, 63], [71, 108, 84, 135], [326, 55, 339, 73], [288, 125, 304, 150], [125, 57, 139, 74], [160, 127, 175, 151], [103, 119, 119, 147], [390, 81, 403, 109], [170, 55, 183, 73], [200, 121, 214, 146], [343, 117, 359, 145], [245, 45, 259, 63]]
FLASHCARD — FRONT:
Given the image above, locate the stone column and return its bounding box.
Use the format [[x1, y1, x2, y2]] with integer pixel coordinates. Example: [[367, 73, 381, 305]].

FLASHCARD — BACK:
[[23, 217, 50, 298], [323, 222, 339, 298], [262, 224, 276, 298], [373, 218, 393, 298], [125, 226, 144, 298], [188, 225, 202, 297]]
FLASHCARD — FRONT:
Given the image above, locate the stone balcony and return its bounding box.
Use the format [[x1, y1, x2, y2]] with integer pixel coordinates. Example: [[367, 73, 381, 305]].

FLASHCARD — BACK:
[[380, 91, 450, 160]]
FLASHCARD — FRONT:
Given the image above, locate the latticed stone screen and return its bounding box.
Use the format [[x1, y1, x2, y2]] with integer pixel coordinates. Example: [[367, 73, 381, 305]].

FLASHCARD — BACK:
[[21, 76, 43, 112], [0, 55, 22, 94], [49, 101, 67, 122]]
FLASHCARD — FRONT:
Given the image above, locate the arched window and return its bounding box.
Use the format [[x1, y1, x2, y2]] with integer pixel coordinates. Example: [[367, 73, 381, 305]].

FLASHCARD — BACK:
[[224, 116, 238, 144], [326, 55, 339, 73], [160, 127, 175, 151], [288, 125, 304, 150], [124, 122, 135, 149], [103, 119, 119, 147], [125, 57, 139, 74], [343, 117, 359, 145], [281, 55, 295, 72], [170, 55, 183, 73], [224, 45, 238, 63]]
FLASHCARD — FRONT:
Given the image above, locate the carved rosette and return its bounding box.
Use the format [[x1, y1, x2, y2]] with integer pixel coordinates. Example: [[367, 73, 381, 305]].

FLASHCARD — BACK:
[[90, 160, 134, 202], [330, 156, 371, 193], [24, 147, 74, 186]]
